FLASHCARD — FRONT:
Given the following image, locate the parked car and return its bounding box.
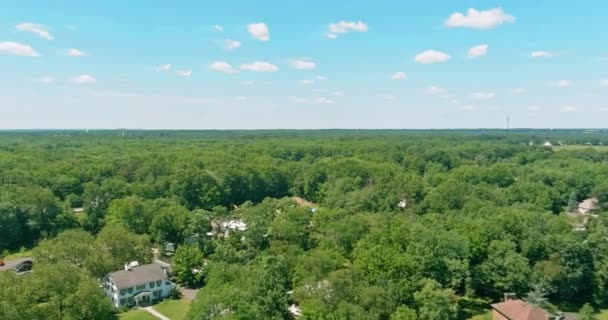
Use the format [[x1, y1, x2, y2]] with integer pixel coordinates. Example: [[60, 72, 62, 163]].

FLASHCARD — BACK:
[[13, 260, 33, 273]]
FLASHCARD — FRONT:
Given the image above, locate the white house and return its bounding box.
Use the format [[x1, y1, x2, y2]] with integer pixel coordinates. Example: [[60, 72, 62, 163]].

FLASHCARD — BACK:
[[102, 262, 174, 308], [579, 198, 599, 215]]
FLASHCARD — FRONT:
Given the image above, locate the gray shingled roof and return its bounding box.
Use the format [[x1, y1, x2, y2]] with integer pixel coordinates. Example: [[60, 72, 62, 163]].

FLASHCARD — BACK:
[[109, 264, 167, 289]]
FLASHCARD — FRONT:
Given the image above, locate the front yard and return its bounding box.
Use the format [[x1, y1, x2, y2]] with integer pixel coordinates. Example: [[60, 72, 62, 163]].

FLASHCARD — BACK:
[[153, 298, 191, 320], [118, 298, 190, 320], [119, 309, 158, 320]]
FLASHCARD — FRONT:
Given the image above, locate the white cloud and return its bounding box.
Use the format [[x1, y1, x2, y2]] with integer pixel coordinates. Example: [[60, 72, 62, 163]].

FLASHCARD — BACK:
[[0, 41, 40, 57], [160, 64, 172, 71], [528, 106, 542, 112], [332, 91, 344, 96], [601, 80, 608, 87], [240, 61, 278, 72], [247, 23, 270, 41], [241, 81, 254, 86], [562, 106, 577, 112], [316, 75, 327, 81], [38, 76, 54, 84], [555, 80, 571, 88], [531, 51, 552, 58], [72, 74, 96, 84], [209, 61, 238, 74], [472, 92, 496, 99], [214, 25, 223, 32], [235, 96, 247, 101], [415, 50, 451, 64], [16, 22, 54, 40], [300, 79, 315, 85], [426, 86, 446, 95], [176, 70, 193, 77], [382, 95, 397, 101], [512, 88, 526, 94], [291, 97, 335, 104], [292, 59, 316, 70], [445, 8, 515, 29], [67, 48, 86, 57], [461, 105, 475, 111], [314, 97, 334, 104], [391, 72, 407, 80], [467, 44, 488, 58], [327, 21, 368, 38], [224, 39, 241, 50]]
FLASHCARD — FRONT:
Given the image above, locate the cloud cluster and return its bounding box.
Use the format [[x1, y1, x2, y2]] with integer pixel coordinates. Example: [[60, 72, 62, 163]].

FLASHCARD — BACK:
[[292, 59, 316, 70], [176, 70, 193, 77], [472, 92, 496, 99], [555, 80, 571, 88], [224, 39, 241, 50], [426, 86, 446, 95], [248, 23, 270, 41], [210, 61, 238, 74], [72, 74, 96, 84], [67, 48, 86, 57], [327, 21, 368, 38], [391, 72, 406, 80], [415, 50, 451, 64], [240, 61, 278, 72], [531, 51, 552, 58], [16, 22, 54, 40], [445, 8, 515, 29], [467, 44, 488, 58]]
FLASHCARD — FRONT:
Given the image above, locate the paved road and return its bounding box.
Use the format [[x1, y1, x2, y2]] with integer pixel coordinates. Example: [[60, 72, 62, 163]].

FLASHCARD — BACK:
[[142, 307, 170, 320], [0, 257, 32, 272]]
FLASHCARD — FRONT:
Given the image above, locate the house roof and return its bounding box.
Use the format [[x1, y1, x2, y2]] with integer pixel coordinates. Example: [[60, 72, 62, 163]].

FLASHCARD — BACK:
[[491, 299, 552, 320], [109, 264, 167, 289], [579, 198, 599, 211]]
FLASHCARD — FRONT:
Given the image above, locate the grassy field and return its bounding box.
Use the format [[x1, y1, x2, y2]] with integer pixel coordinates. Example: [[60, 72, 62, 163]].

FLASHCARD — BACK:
[[154, 299, 191, 320], [118, 309, 158, 320], [4, 250, 33, 260], [553, 145, 608, 151]]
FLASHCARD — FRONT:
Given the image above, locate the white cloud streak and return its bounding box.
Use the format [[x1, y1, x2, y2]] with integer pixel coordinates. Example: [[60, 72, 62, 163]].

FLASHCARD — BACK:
[[16, 22, 54, 40], [391, 72, 407, 80], [0, 41, 40, 57], [72, 74, 96, 84], [240, 61, 278, 72], [467, 44, 488, 58]]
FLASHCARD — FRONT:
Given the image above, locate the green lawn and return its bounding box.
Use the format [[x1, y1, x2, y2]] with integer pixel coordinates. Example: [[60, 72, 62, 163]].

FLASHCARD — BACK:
[[553, 145, 608, 151], [599, 309, 608, 320], [153, 299, 191, 320], [468, 312, 491, 320], [118, 309, 158, 320]]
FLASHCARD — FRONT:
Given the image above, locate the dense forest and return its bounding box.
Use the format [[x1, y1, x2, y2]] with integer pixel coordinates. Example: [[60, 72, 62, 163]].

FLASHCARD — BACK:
[[2, 129, 608, 320]]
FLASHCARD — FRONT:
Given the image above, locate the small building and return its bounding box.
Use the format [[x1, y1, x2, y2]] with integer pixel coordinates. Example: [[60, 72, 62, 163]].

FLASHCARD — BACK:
[[578, 198, 599, 215], [102, 262, 174, 308], [543, 141, 553, 147], [491, 298, 555, 320]]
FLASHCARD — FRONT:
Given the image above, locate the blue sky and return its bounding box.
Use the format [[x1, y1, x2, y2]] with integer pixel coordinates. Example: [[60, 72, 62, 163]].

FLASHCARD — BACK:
[[1, 1, 607, 129]]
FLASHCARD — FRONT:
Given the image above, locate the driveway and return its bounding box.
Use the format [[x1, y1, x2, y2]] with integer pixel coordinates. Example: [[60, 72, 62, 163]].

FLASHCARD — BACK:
[[0, 257, 32, 272]]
